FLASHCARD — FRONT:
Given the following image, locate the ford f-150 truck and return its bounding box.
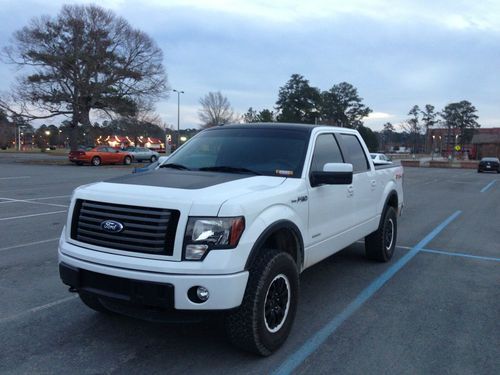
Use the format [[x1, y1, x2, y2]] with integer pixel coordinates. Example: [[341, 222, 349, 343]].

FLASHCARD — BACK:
[[59, 123, 404, 355]]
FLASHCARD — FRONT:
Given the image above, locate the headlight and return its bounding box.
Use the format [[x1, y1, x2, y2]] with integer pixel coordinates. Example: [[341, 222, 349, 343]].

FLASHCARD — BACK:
[[184, 217, 245, 260]]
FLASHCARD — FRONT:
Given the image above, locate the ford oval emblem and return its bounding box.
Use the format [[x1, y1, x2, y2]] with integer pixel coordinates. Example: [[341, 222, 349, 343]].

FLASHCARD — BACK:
[[100, 220, 124, 233]]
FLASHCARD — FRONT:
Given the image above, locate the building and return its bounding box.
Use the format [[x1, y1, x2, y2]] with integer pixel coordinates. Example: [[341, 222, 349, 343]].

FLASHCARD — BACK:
[[428, 127, 500, 159], [471, 129, 500, 159], [96, 135, 165, 151]]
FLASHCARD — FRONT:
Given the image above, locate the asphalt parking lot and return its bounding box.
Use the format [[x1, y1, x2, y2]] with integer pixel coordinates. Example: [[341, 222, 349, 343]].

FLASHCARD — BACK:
[[0, 161, 498, 374]]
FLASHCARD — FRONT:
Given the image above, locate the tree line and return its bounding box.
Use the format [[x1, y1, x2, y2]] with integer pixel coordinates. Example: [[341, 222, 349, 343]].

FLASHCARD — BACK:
[[0, 111, 170, 150], [198, 74, 480, 153], [382, 101, 479, 153]]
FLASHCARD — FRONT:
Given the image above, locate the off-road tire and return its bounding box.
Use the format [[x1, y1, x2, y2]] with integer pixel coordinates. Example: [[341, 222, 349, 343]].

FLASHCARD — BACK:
[[91, 156, 101, 166], [79, 291, 110, 313], [123, 156, 132, 165], [365, 206, 397, 262], [225, 249, 299, 356]]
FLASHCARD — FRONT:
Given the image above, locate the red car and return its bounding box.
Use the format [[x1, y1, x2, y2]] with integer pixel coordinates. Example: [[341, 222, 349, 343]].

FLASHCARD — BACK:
[[69, 146, 132, 166]]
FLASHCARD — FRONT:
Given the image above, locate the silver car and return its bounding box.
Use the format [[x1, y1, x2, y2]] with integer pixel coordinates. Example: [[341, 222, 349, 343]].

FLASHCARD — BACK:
[[123, 147, 160, 162], [370, 153, 393, 165]]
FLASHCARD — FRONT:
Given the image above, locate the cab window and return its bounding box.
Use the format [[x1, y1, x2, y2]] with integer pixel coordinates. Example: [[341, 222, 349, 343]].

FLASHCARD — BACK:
[[339, 134, 370, 173], [310, 134, 344, 172]]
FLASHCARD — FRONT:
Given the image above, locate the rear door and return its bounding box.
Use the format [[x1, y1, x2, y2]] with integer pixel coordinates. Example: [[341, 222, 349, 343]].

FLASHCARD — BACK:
[[337, 133, 378, 226], [139, 148, 149, 160]]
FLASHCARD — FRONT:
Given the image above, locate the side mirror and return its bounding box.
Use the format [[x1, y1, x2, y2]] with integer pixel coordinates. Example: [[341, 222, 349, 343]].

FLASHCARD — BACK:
[[310, 163, 353, 187]]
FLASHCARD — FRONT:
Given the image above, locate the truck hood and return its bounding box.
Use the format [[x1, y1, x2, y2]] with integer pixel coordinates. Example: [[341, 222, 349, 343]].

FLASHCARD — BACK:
[[74, 169, 287, 216]]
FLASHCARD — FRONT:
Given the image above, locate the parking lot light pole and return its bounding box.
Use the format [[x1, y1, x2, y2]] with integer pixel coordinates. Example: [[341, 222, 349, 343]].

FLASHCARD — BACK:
[[431, 135, 435, 160], [173, 89, 184, 149]]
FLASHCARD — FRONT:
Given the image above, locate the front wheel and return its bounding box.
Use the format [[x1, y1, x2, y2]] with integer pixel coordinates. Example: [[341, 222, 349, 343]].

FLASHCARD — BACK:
[[150, 155, 157, 163], [225, 249, 299, 356], [123, 156, 132, 165], [365, 206, 397, 262]]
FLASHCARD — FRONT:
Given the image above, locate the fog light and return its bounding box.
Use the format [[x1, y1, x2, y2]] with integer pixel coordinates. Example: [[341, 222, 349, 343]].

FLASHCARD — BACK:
[[188, 286, 210, 303], [185, 244, 209, 260], [196, 286, 209, 302]]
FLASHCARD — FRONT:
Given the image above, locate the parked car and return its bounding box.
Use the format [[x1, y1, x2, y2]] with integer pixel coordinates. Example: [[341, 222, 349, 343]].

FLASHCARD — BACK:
[[370, 153, 393, 165], [133, 155, 170, 173], [122, 146, 160, 162], [69, 146, 132, 166], [59, 124, 404, 355], [477, 157, 500, 173]]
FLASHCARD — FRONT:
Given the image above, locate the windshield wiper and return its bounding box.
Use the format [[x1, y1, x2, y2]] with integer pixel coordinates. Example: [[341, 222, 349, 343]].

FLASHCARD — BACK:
[[159, 163, 191, 170], [198, 166, 261, 175]]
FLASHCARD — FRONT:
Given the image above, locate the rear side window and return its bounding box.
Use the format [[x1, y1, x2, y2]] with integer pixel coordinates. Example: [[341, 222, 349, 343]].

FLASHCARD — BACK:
[[339, 134, 370, 173], [310, 134, 344, 172]]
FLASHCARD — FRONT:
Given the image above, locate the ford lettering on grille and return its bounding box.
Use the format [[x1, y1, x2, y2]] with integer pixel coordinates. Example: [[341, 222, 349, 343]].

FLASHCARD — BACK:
[[100, 220, 124, 233]]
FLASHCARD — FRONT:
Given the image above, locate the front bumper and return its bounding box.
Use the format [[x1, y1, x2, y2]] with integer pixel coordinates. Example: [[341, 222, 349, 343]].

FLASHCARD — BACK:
[[59, 248, 249, 311]]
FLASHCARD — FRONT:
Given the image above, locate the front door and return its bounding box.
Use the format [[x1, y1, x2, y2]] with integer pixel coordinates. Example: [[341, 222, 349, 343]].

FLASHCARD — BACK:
[[306, 133, 354, 266]]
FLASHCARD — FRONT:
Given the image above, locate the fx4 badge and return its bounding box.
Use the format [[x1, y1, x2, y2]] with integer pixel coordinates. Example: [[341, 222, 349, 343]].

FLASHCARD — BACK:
[[291, 195, 308, 203]]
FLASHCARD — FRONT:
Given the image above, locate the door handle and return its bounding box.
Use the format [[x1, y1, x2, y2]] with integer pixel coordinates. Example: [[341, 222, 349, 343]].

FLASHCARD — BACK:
[[347, 185, 354, 197]]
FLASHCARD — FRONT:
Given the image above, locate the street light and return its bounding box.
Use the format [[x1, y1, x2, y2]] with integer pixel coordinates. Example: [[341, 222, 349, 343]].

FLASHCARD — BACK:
[[44, 130, 51, 150], [431, 135, 435, 160], [173, 89, 184, 149]]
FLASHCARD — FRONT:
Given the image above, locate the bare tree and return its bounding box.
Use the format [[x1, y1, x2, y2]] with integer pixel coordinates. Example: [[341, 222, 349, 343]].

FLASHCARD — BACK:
[[0, 4, 168, 149], [400, 105, 422, 153], [198, 91, 234, 128]]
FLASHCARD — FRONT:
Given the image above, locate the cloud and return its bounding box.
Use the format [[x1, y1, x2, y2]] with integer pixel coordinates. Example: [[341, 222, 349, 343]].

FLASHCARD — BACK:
[[367, 112, 395, 120]]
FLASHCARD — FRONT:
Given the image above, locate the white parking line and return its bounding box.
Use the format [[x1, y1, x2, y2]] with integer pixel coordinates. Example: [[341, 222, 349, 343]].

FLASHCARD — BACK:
[[0, 296, 77, 325], [0, 176, 31, 180], [0, 197, 68, 208], [0, 238, 60, 253], [0, 210, 67, 221], [25, 195, 71, 201]]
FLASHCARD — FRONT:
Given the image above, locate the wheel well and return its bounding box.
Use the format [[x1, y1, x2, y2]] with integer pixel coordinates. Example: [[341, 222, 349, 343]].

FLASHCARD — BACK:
[[387, 192, 398, 210], [245, 222, 303, 272]]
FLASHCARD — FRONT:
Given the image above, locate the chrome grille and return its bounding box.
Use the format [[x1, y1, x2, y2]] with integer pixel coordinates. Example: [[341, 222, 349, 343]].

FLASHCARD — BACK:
[[71, 200, 179, 255]]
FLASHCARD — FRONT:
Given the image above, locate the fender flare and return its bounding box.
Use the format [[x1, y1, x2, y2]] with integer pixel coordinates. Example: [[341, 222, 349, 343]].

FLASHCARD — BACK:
[[378, 190, 398, 228], [244, 219, 304, 271]]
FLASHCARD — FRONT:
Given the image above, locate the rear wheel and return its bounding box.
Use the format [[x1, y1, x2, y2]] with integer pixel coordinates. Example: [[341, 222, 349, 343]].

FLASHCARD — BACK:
[[225, 249, 299, 356], [123, 156, 132, 165], [150, 155, 157, 163], [91, 156, 101, 166], [365, 206, 397, 262]]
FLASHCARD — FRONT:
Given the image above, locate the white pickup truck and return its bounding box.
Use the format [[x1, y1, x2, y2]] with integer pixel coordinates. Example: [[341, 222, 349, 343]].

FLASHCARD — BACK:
[[59, 124, 404, 355]]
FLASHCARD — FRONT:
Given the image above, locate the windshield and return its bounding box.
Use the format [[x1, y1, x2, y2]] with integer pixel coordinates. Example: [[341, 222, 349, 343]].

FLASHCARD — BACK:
[[166, 127, 309, 177], [482, 157, 499, 162]]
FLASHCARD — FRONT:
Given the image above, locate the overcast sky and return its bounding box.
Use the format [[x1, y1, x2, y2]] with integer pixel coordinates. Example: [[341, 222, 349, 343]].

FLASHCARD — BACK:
[[0, 0, 499, 131]]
